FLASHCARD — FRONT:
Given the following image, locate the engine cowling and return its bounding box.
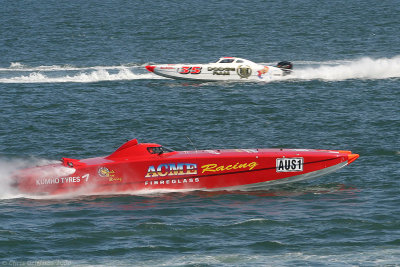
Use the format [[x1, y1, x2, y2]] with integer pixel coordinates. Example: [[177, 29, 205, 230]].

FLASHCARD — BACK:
[[277, 61, 293, 75]]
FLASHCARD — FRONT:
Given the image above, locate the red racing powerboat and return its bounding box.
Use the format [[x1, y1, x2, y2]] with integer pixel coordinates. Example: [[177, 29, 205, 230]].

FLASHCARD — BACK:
[[14, 139, 359, 195]]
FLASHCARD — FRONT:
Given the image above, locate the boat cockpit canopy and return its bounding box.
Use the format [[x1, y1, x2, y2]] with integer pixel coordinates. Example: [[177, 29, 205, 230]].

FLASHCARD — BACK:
[[147, 146, 174, 154], [218, 58, 235, 63], [216, 57, 246, 64]]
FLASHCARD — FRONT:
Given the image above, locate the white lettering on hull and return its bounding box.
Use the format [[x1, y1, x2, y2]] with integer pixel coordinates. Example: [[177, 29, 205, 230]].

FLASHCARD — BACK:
[[36, 174, 89, 186], [144, 178, 200, 186]]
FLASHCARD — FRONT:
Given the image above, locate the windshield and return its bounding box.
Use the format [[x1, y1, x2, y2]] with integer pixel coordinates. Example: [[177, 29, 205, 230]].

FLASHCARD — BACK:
[[218, 58, 235, 63], [147, 146, 174, 154]]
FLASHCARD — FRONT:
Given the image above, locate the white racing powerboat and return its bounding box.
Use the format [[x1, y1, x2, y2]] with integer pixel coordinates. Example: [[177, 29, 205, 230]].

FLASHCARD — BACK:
[[145, 57, 292, 81]]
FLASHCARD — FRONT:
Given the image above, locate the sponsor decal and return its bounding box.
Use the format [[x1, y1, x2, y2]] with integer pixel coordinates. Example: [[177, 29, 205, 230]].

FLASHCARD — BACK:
[[179, 66, 202, 74], [276, 158, 303, 172], [145, 177, 200, 186], [145, 163, 198, 178], [98, 167, 113, 177], [208, 67, 236, 76], [237, 65, 252, 78], [160, 66, 175, 70], [98, 167, 122, 182], [36, 174, 89, 186], [257, 66, 269, 78], [201, 162, 258, 173]]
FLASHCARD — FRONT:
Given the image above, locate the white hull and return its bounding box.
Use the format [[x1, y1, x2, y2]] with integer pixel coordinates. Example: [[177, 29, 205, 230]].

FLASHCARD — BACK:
[[146, 57, 292, 82]]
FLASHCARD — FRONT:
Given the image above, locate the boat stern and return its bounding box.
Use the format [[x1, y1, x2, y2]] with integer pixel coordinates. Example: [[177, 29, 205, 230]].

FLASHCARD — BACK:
[[145, 65, 156, 72]]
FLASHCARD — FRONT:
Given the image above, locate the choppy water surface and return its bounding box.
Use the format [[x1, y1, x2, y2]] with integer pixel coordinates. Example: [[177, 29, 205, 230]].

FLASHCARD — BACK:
[[1, 0, 399, 266]]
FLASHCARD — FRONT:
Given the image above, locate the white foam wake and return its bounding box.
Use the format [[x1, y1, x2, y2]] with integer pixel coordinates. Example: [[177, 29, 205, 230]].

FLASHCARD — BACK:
[[0, 67, 161, 83], [0, 157, 65, 199], [0, 56, 399, 83], [0, 63, 138, 72], [285, 56, 400, 81]]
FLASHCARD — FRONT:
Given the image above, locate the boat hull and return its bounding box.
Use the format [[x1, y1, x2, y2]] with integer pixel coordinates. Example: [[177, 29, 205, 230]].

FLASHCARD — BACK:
[[14, 140, 359, 196], [145, 57, 290, 81]]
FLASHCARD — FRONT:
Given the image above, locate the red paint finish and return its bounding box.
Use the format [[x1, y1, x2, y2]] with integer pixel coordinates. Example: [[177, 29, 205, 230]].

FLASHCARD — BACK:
[[13, 139, 359, 195], [145, 65, 156, 72]]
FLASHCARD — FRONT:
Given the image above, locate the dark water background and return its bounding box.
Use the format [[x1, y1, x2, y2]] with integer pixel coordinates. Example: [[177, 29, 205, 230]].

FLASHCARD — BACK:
[[1, 0, 399, 266]]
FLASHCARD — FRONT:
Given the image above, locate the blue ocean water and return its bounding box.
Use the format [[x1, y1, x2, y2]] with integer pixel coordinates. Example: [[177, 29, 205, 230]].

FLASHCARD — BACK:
[[1, 0, 399, 266]]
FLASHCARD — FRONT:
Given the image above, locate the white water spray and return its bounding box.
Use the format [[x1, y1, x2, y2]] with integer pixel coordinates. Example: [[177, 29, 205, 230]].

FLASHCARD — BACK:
[[0, 56, 399, 83], [0, 65, 161, 83], [0, 158, 30, 199], [0, 157, 69, 199], [287, 56, 400, 81]]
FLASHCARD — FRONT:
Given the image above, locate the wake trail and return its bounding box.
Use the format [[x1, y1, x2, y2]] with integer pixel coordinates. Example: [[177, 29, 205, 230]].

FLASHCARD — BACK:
[[0, 65, 162, 83], [0, 158, 33, 199], [0, 56, 399, 83], [285, 56, 400, 81], [0, 157, 60, 200]]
